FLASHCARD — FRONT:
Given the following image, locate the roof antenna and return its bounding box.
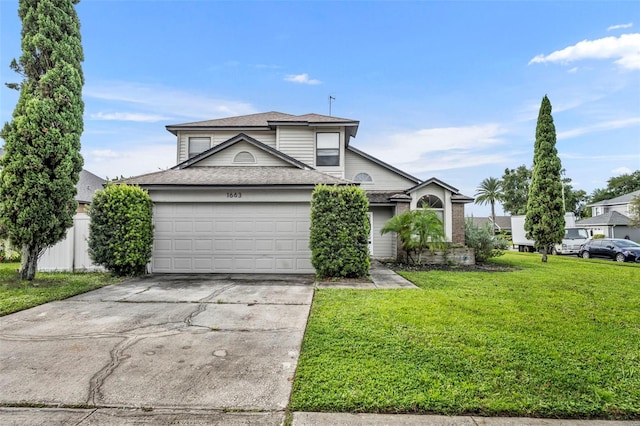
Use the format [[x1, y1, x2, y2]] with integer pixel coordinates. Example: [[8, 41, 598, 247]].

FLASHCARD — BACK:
[[328, 95, 335, 116]]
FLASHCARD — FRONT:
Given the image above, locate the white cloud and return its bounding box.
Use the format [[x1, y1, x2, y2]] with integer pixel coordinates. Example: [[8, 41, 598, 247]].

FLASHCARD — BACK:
[[612, 166, 632, 175], [83, 143, 176, 180], [364, 123, 508, 173], [396, 152, 511, 175], [90, 149, 119, 158], [284, 73, 321, 85], [557, 117, 640, 139], [84, 81, 256, 121], [608, 23, 633, 31], [567, 67, 579, 74], [529, 33, 640, 70], [254, 63, 280, 69], [89, 112, 168, 122]]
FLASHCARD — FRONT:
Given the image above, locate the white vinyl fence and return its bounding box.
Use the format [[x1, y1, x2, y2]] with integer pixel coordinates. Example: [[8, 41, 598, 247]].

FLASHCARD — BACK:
[[38, 213, 105, 272]]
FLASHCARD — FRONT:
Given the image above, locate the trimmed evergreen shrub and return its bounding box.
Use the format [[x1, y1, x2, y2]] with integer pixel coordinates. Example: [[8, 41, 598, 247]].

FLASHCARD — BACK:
[[88, 183, 154, 276], [310, 185, 370, 278]]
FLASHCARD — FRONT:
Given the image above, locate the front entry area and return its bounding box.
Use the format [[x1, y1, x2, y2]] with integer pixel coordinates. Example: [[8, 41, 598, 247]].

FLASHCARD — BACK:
[[152, 202, 313, 273]]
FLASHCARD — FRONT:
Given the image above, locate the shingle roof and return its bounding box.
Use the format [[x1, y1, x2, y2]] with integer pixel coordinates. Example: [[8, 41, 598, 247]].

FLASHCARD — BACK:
[[471, 216, 512, 230], [365, 191, 409, 204], [76, 169, 105, 203], [166, 111, 359, 134], [576, 211, 631, 226], [347, 146, 420, 184], [587, 190, 640, 207], [121, 167, 353, 187], [451, 193, 474, 204]]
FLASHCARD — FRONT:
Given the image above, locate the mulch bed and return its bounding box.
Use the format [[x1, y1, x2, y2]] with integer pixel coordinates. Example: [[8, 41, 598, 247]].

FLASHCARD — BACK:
[[384, 262, 518, 273]]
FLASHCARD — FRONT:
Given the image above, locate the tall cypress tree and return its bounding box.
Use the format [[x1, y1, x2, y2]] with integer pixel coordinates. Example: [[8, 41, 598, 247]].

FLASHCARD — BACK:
[[524, 95, 564, 262], [0, 0, 84, 280]]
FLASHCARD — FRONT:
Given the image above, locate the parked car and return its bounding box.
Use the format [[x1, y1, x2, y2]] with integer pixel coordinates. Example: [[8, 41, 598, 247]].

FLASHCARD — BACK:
[[579, 238, 640, 262]]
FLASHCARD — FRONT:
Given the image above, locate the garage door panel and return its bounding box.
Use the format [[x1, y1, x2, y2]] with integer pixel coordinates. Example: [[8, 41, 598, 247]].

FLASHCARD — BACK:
[[235, 239, 255, 250], [255, 257, 274, 270], [153, 257, 171, 269], [155, 239, 172, 251], [215, 221, 234, 232], [214, 239, 232, 250], [155, 220, 173, 233], [193, 258, 213, 270], [255, 221, 275, 232], [174, 239, 192, 251], [194, 221, 213, 232], [153, 202, 312, 273], [174, 221, 193, 232], [254, 239, 274, 251], [235, 221, 254, 232], [213, 257, 233, 270], [173, 258, 192, 269], [194, 239, 213, 251], [275, 258, 294, 270], [275, 240, 294, 251]]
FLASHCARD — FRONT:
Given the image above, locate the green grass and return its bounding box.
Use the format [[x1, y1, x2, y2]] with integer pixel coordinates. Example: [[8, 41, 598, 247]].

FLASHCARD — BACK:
[[291, 252, 640, 419], [0, 263, 123, 316]]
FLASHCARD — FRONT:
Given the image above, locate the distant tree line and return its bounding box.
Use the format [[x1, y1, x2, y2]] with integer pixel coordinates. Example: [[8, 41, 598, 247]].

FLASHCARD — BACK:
[[476, 167, 640, 220]]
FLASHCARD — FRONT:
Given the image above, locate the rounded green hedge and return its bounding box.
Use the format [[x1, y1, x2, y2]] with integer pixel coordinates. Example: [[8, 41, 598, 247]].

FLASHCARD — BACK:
[[88, 183, 153, 276], [310, 185, 370, 278]]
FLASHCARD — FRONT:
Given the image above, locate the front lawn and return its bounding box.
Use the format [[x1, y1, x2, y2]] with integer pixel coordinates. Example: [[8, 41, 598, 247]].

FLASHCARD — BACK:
[[291, 252, 640, 419], [0, 263, 123, 316]]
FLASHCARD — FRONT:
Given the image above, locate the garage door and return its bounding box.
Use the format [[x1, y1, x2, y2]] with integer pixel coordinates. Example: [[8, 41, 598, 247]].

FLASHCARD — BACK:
[[152, 203, 313, 273]]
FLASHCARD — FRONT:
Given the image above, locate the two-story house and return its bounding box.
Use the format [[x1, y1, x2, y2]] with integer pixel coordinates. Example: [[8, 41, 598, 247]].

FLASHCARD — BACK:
[[576, 189, 640, 241], [124, 112, 473, 273]]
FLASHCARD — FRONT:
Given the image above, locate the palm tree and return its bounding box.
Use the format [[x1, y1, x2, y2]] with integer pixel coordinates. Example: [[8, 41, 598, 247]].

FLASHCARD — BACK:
[[475, 177, 502, 235]]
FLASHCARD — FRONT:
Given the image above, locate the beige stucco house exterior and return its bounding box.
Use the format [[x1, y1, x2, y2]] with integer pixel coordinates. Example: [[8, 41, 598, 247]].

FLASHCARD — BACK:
[[124, 112, 473, 273]]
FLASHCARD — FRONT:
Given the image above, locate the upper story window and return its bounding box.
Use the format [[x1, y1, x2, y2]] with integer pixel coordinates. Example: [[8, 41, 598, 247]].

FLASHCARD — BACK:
[[189, 137, 211, 158], [233, 151, 256, 164], [353, 172, 373, 183], [316, 133, 340, 166], [418, 194, 444, 220]]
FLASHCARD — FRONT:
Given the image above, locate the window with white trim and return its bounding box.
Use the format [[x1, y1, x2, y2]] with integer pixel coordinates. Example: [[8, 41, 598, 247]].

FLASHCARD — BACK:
[[233, 151, 256, 164], [418, 194, 444, 220], [188, 137, 211, 158], [353, 172, 373, 183], [316, 132, 340, 166]]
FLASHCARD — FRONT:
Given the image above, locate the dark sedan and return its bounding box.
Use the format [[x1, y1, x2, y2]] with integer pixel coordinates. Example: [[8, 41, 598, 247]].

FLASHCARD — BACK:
[[579, 238, 640, 262]]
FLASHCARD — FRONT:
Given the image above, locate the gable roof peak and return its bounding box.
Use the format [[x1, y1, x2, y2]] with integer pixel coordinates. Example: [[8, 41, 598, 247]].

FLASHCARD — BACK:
[[173, 132, 313, 171]]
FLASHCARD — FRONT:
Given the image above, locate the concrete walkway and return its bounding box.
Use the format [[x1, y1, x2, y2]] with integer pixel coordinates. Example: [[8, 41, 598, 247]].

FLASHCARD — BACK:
[[315, 260, 419, 289]]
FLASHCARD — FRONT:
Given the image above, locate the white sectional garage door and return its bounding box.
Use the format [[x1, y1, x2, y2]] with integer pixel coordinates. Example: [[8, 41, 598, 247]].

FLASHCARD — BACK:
[[152, 202, 313, 273]]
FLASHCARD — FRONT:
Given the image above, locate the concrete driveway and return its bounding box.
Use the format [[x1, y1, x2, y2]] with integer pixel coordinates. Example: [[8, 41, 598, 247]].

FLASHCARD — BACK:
[[0, 274, 314, 425]]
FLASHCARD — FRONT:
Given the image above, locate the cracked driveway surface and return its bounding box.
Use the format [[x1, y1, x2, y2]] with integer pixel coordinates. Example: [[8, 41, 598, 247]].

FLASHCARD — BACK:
[[0, 274, 314, 419]]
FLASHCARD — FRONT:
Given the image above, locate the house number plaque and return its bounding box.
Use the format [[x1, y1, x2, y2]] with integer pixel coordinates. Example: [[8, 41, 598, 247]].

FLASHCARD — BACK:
[[226, 192, 242, 199]]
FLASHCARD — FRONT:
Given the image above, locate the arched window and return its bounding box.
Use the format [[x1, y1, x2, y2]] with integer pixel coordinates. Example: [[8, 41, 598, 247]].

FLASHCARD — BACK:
[[233, 151, 256, 164], [418, 194, 444, 220], [353, 172, 373, 183], [418, 194, 443, 209]]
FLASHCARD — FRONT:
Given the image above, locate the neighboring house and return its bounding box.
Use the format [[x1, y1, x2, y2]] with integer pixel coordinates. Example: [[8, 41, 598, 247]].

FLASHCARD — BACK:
[[124, 112, 473, 274], [576, 190, 640, 242], [38, 170, 106, 272], [76, 169, 107, 212], [471, 216, 512, 234]]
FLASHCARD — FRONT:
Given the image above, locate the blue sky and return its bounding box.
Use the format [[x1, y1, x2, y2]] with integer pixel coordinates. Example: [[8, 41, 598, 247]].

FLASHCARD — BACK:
[[1, 0, 639, 217]]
